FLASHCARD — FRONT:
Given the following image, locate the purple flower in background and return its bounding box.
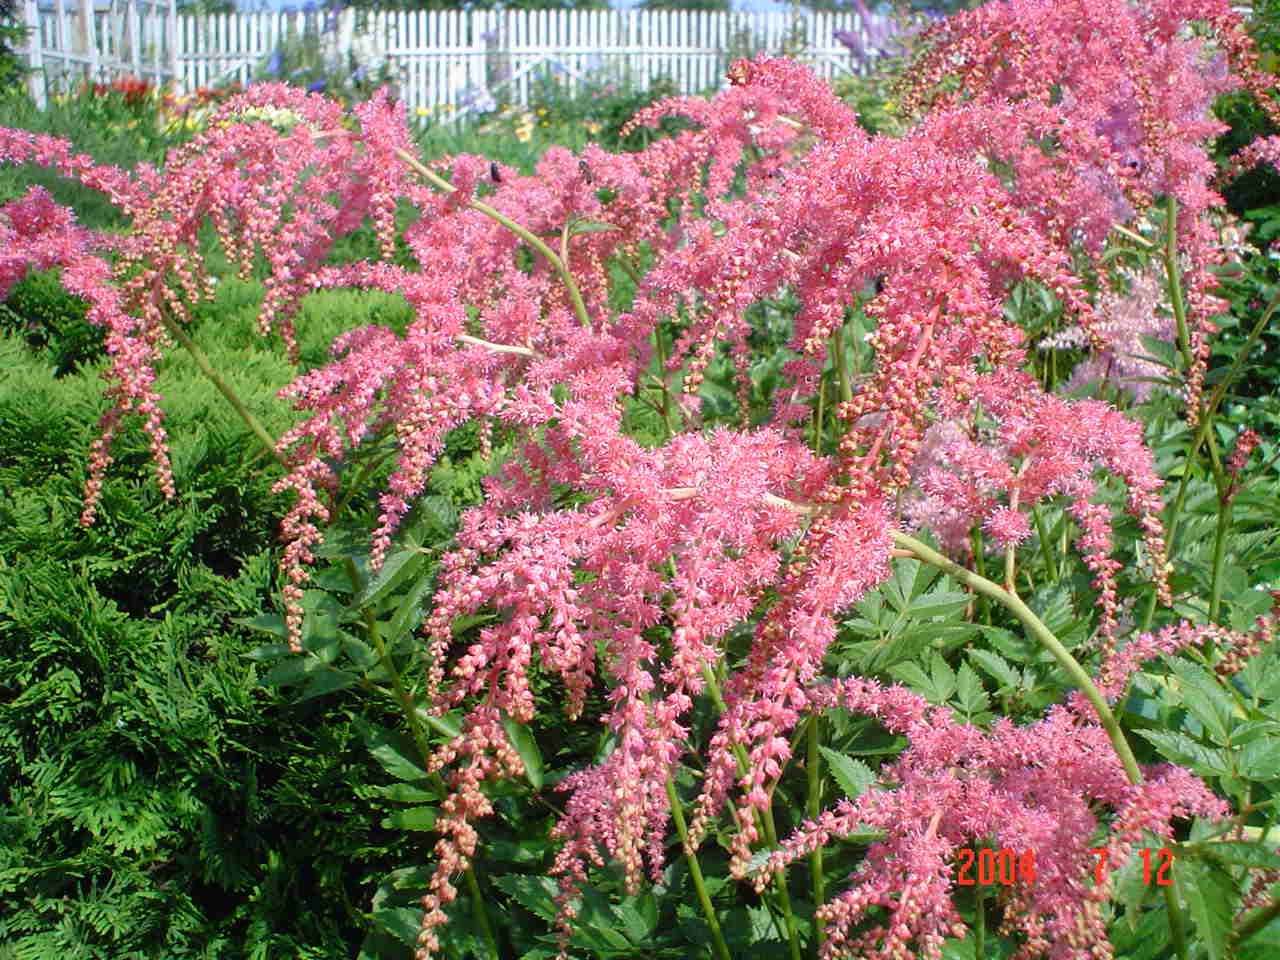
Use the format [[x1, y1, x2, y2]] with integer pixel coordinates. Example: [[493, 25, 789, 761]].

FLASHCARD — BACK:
[[323, 2, 343, 34], [833, 28, 865, 62], [266, 49, 283, 77], [308, 79, 327, 93], [835, 0, 918, 69], [458, 85, 497, 114]]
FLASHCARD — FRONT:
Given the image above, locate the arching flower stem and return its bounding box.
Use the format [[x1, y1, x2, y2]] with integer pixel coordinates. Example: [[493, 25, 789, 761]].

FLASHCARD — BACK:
[[155, 305, 287, 472], [892, 531, 1141, 781], [665, 772, 732, 960], [393, 147, 594, 330], [891, 529, 1190, 960], [1163, 197, 1193, 371]]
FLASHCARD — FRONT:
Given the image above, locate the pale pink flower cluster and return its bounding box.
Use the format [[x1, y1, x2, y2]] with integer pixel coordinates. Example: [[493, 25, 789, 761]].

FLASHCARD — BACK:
[[1042, 265, 1175, 403]]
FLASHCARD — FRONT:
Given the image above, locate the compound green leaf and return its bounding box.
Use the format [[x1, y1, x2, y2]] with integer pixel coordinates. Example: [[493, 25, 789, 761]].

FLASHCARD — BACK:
[[1180, 859, 1236, 960], [819, 746, 875, 801], [361, 722, 430, 783]]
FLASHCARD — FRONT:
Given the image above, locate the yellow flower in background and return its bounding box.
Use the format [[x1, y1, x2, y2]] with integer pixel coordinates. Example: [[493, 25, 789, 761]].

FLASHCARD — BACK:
[[585, 121, 602, 136], [515, 123, 533, 143], [415, 106, 431, 116]]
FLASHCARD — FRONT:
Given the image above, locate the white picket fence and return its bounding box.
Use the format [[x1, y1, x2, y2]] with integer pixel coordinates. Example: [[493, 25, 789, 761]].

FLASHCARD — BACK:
[[16, 6, 896, 116], [17, 0, 180, 108], [176, 8, 895, 116]]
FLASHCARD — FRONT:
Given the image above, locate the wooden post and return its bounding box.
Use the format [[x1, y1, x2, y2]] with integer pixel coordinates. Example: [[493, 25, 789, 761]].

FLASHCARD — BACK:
[[167, 0, 177, 91], [76, 0, 91, 85], [21, 0, 45, 108], [127, 0, 140, 77]]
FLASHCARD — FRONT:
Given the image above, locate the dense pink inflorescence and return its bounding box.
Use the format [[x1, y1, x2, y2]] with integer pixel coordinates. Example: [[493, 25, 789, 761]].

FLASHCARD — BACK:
[[907, 372, 1171, 636], [0, 186, 106, 301], [1, 0, 1271, 952], [902, 0, 1268, 419], [756, 679, 1228, 960]]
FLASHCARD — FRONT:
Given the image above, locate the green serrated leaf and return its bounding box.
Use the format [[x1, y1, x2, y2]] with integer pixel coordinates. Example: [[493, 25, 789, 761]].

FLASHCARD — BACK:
[[386, 566, 438, 641], [612, 895, 656, 943], [1114, 835, 1159, 931], [1196, 840, 1280, 869], [348, 549, 427, 613], [368, 783, 437, 804], [967, 648, 1020, 691], [1026, 585, 1079, 638], [1166, 659, 1236, 742], [1238, 737, 1280, 779], [819, 747, 876, 801], [264, 656, 312, 687], [930, 653, 957, 701], [1230, 720, 1280, 747], [1181, 859, 1236, 960], [979, 625, 1044, 663], [341, 634, 379, 670], [907, 591, 970, 620], [295, 667, 359, 703], [415, 706, 462, 741], [889, 661, 933, 696], [313, 522, 374, 560], [362, 723, 431, 782], [381, 806, 437, 831], [245, 642, 292, 662], [234, 613, 290, 638], [502, 716, 544, 790], [1111, 899, 1174, 960], [369, 907, 422, 948], [1136, 333, 1179, 370], [954, 663, 990, 716], [1134, 729, 1233, 777]]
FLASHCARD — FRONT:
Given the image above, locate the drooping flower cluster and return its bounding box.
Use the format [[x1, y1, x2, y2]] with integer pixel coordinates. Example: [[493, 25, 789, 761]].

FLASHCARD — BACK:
[[901, 0, 1272, 417], [754, 678, 1228, 960], [0, 186, 105, 301]]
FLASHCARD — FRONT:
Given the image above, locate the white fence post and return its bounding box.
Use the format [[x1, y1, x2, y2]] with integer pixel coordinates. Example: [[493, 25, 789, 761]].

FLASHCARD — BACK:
[[21, 0, 45, 107]]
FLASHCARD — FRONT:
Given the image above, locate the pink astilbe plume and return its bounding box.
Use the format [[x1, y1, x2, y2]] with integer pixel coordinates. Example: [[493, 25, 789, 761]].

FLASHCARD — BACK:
[[2, 0, 1271, 948], [907, 371, 1171, 636], [0, 186, 107, 300], [902, 0, 1269, 418], [756, 679, 1228, 960]]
